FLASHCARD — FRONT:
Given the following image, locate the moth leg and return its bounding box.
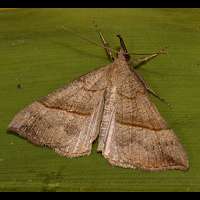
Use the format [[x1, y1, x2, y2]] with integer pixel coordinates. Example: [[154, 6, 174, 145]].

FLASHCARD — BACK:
[[146, 87, 171, 107], [133, 53, 159, 69], [134, 70, 171, 107], [98, 32, 114, 61], [133, 48, 167, 69]]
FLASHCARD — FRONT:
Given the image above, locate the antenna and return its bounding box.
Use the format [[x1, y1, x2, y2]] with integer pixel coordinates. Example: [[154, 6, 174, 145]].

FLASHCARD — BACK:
[[60, 25, 118, 54], [59, 25, 168, 56]]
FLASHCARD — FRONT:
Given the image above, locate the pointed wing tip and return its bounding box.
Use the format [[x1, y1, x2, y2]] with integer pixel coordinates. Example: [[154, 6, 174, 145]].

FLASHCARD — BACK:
[[7, 121, 17, 134], [7, 118, 21, 134], [179, 159, 189, 171]]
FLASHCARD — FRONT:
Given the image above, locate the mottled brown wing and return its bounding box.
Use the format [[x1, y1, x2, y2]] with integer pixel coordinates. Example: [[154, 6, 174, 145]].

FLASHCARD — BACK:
[[99, 59, 189, 171], [8, 65, 110, 157]]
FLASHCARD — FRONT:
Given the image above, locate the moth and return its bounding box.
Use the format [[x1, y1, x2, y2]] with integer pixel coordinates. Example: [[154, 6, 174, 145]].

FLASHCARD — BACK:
[[8, 30, 189, 171]]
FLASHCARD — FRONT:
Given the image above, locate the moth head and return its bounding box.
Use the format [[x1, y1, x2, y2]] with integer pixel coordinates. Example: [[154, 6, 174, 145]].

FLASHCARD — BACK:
[[116, 47, 127, 59], [116, 47, 131, 62]]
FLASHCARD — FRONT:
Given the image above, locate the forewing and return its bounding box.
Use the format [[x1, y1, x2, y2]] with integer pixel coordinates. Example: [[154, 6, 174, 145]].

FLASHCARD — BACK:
[[100, 60, 188, 171], [8, 66, 109, 157]]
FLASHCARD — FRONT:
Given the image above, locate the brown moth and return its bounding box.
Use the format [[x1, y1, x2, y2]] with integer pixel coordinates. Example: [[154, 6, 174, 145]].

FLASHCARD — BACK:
[[8, 31, 189, 171]]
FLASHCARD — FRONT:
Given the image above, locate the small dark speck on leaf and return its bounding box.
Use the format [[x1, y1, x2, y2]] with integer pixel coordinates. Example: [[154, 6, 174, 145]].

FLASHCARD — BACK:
[[17, 84, 22, 89]]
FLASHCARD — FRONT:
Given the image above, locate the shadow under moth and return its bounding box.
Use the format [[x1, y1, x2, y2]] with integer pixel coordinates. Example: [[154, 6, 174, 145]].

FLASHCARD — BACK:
[[8, 30, 189, 171]]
